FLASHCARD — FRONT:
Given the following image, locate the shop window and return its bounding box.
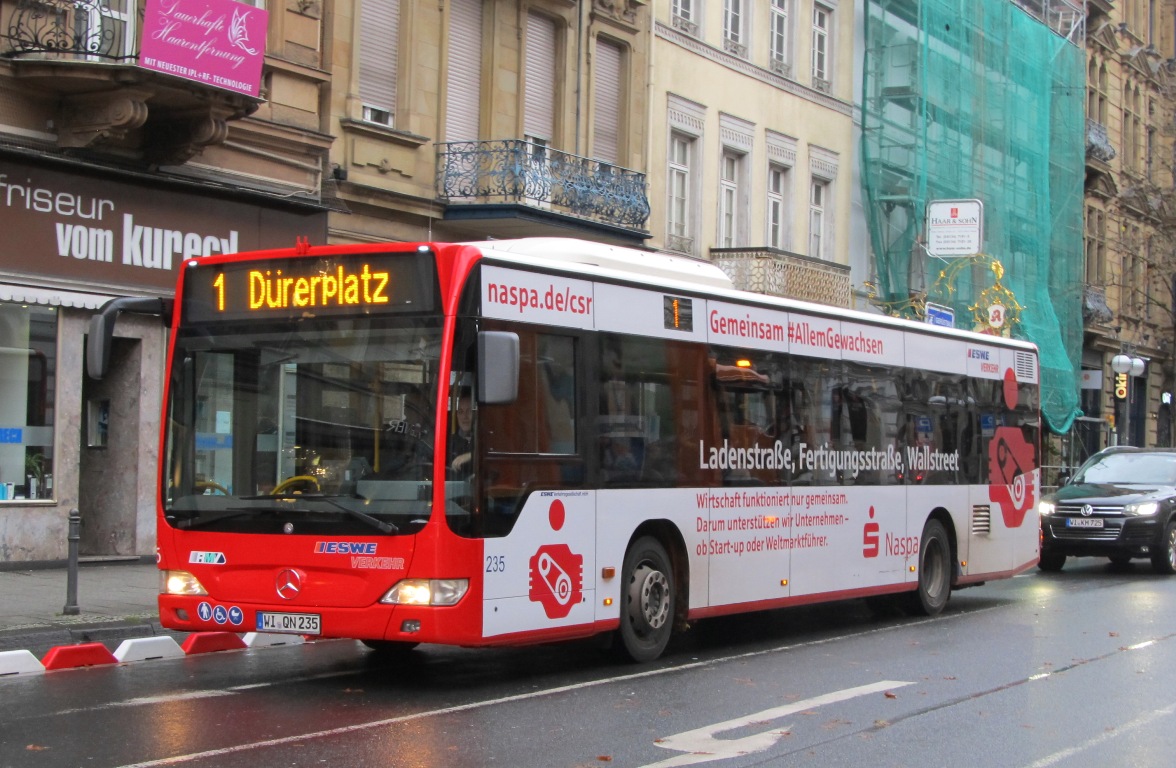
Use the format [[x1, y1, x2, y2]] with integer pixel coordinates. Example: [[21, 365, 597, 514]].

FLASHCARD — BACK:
[[0, 303, 56, 500]]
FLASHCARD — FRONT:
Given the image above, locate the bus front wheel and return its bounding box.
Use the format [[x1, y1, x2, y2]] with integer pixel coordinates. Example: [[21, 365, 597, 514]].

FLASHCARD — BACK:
[[904, 519, 952, 616], [615, 536, 674, 663]]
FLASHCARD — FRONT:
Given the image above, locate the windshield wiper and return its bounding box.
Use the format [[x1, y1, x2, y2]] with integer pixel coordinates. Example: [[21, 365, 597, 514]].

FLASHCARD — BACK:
[[238, 493, 399, 533], [172, 509, 271, 530], [310, 493, 399, 533]]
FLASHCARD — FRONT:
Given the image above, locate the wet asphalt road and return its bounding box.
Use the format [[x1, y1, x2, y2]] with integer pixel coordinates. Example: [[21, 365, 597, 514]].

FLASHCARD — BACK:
[[3, 559, 1175, 768]]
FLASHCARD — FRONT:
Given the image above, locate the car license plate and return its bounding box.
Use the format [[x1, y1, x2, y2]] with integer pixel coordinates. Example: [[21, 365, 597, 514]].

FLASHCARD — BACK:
[[1066, 518, 1104, 529], [256, 611, 321, 634]]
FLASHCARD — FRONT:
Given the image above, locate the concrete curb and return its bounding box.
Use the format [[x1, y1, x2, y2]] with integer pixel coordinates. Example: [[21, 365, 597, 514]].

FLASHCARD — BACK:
[[0, 631, 309, 676]]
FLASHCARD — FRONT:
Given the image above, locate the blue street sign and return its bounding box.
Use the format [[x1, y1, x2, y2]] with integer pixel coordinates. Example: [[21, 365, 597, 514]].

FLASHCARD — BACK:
[[925, 302, 955, 328]]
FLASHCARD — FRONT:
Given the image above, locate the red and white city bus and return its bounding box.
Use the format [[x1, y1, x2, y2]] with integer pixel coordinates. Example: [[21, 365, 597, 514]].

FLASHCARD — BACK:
[[88, 237, 1041, 662]]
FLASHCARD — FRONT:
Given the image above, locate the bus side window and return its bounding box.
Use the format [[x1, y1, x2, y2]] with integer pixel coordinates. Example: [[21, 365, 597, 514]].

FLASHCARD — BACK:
[[600, 336, 642, 485], [786, 357, 830, 485], [478, 326, 583, 536], [838, 362, 899, 486], [539, 335, 576, 455]]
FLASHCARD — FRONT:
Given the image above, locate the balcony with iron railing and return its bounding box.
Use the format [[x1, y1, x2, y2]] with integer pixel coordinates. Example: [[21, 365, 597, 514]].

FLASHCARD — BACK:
[[1085, 117, 1116, 164], [710, 246, 852, 307], [1, 0, 258, 162], [4, 0, 138, 60], [436, 139, 651, 241]]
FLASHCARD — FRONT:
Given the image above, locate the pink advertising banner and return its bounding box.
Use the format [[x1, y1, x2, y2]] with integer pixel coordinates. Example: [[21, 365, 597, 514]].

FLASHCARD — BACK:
[[139, 0, 267, 97]]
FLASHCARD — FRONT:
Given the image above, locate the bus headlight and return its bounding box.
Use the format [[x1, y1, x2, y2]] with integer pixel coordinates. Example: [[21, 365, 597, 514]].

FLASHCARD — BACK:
[[162, 570, 208, 596], [1037, 500, 1056, 517], [380, 579, 469, 606]]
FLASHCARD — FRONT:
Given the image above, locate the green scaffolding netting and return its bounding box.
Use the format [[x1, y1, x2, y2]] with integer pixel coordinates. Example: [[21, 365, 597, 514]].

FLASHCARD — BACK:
[[861, 0, 1085, 433]]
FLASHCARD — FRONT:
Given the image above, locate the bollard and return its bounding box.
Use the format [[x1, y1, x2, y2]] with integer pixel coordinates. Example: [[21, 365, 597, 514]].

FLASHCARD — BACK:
[[63, 508, 80, 616]]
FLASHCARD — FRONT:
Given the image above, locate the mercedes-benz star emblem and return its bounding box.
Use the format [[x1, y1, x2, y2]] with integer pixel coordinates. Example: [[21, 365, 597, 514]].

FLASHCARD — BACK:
[[1081, 504, 1093, 517], [276, 569, 302, 600]]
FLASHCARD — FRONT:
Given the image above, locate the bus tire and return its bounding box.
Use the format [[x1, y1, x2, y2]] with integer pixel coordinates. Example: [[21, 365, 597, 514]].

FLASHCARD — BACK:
[[904, 519, 951, 616], [615, 536, 675, 663]]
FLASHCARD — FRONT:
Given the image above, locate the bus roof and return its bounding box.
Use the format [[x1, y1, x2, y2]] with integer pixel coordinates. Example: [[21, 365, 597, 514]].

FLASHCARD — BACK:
[[463, 238, 735, 291], [464, 238, 1037, 355]]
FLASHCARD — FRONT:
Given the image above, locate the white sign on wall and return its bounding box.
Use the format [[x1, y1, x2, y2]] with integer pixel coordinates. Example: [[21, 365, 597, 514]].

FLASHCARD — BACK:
[[926, 199, 983, 257]]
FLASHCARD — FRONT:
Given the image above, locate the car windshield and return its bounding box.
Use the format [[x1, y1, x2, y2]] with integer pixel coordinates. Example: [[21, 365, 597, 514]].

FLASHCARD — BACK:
[[162, 315, 457, 535], [1074, 452, 1176, 486]]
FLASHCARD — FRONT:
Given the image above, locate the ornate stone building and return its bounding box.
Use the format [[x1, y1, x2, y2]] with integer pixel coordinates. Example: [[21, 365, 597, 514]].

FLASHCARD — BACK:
[[324, 0, 653, 247], [1078, 0, 1176, 456]]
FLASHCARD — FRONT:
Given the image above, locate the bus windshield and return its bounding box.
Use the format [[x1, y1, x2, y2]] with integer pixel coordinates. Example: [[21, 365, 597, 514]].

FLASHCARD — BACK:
[[163, 315, 448, 536]]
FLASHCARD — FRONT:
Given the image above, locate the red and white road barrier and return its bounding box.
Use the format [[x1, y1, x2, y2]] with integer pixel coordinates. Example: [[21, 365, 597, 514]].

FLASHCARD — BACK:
[[0, 631, 308, 676]]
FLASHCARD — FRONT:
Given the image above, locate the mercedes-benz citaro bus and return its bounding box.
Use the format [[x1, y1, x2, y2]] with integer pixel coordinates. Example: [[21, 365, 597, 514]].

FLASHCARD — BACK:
[[87, 237, 1041, 662]]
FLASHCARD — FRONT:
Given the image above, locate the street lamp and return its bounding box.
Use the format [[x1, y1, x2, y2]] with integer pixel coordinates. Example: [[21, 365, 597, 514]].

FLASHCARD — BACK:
[[1111, 351, 1146, 445]]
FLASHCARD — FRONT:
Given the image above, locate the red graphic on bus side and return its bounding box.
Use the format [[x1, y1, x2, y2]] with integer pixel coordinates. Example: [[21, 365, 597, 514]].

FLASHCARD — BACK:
[[527, 499, 583, 619], [529, 544, 583, 618], [988, 426, 1035, 528]]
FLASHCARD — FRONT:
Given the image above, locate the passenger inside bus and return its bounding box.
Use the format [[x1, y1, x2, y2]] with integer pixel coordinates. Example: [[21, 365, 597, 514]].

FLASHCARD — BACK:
[[603, 436, 642, 483], [375, 393, 433, 479], [448, 390, 474, 477]]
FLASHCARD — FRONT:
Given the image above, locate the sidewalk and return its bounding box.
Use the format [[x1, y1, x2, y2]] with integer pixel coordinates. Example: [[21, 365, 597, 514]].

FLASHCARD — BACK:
[[0, 559, 177, 659]]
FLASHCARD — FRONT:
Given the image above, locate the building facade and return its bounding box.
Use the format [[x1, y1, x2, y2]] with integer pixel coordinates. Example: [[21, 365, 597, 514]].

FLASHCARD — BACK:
[[325, 0, 653, 247], [648, 0, 857, 307], [11, 0, 1156, 564], [0, 0, 332, 562], [1078, 0, 1176, 458], [0, 0, 657, 564]]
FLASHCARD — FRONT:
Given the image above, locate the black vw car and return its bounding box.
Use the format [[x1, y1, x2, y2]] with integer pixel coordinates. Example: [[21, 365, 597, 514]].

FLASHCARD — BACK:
[[1038, 446, 1176, 574]]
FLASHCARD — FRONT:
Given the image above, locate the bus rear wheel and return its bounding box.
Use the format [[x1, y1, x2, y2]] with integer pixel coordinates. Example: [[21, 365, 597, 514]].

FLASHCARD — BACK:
[[904, 519, 951, 616], [615, 537, 674, 663]]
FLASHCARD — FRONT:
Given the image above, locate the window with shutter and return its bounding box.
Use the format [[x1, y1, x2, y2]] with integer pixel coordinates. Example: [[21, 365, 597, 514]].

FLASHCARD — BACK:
[[592, 38, 623, 165], [524, 12, 557, 143], [359, 0, 400, 126], [445, 0, 483, 142]]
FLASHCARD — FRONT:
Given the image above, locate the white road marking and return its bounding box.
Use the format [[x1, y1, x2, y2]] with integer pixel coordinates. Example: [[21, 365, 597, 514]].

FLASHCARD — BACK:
[[638, 680, 913, 768], [1021, 701, 1176, 768], [110, 610, 980, 767]]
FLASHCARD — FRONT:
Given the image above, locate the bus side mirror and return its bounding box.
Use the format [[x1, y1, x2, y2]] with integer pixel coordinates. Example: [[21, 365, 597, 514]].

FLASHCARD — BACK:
[[86, 297, 170, 380], [477, 331, 519, 405]]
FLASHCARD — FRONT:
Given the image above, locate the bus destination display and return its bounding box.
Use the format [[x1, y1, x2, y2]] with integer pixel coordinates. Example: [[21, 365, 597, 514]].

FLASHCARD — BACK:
[[182, 251, 437, 323], [663, 295, 694, 332]]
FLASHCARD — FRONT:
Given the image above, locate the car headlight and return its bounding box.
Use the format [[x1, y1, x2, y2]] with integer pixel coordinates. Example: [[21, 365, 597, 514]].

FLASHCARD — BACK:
[[161, 570, 208, 596], [1126, 501, 1159, 516], [380, 578, 469, 606], [1037, 500, 1056, 517]]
